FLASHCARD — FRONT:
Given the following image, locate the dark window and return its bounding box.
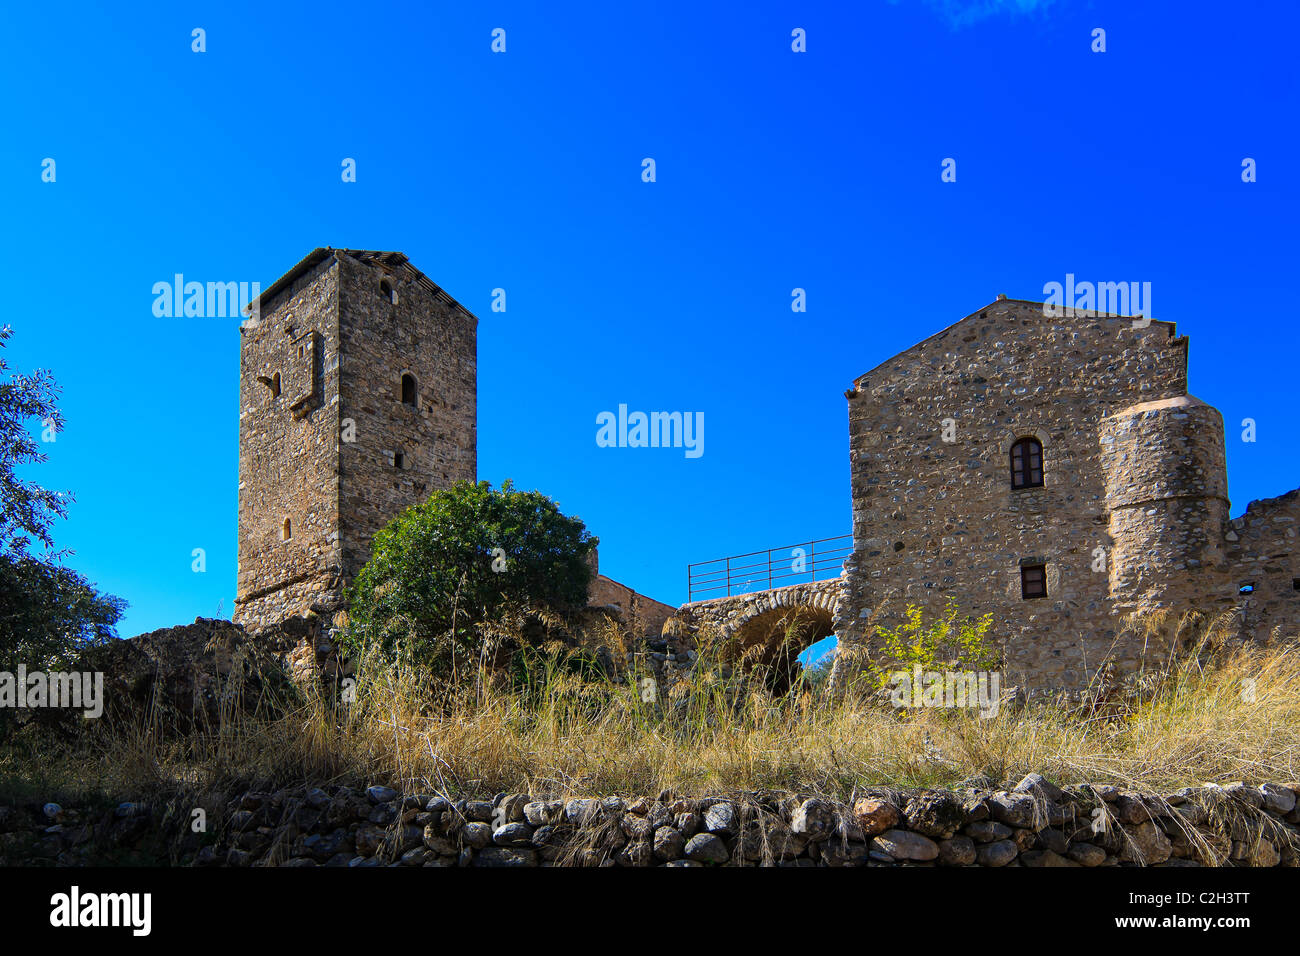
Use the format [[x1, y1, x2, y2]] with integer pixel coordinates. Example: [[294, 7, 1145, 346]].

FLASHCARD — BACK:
[[1293, 578, 1300, 592], [380, 279, 396, 304], [400, 373, 417, 407], [1021, 563, 1047, 599], [1010, 437, 1043, 489], [394, 451, 404, 470]]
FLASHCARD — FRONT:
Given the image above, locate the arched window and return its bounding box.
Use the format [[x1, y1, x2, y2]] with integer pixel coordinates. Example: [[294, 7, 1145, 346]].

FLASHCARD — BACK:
[[380, 279, 396, 304], [1010, 437, 1043, 489], [400, 373, 417, 407], [281, 518, 292, 541]]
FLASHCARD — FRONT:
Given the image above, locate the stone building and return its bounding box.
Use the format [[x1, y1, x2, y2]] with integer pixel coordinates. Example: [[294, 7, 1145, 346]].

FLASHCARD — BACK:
[[828, 296, 1300, 691], [233, 249, 477, 630]]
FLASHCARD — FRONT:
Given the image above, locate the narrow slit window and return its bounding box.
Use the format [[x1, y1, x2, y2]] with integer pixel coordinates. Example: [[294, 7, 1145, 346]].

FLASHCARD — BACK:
[[1021, 563, 1047, 599], [1010, 437, 1043, 489], [281, 518, 292, 541]]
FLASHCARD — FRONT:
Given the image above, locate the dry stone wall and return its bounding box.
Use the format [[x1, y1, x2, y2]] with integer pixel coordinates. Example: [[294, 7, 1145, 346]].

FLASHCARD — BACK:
[[9, 777, 1297, 868]]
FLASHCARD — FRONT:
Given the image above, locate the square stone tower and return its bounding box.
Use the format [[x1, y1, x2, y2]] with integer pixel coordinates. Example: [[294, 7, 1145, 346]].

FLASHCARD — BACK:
[[233, 248, 477, 631]]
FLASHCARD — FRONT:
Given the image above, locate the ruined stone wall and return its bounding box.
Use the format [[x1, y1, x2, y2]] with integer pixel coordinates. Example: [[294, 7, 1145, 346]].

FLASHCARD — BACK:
[[835, 300, 1193, 691], [1225, 489, 1300, 642], [336, 254, 477, 579], [233, 258, 343, 630]]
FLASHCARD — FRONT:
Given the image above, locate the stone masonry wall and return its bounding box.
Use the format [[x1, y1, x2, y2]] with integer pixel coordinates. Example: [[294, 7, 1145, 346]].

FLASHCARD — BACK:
[[233, 256, 343, 630], [336, 254, 477, 580], [10, 776, 1297, 868]]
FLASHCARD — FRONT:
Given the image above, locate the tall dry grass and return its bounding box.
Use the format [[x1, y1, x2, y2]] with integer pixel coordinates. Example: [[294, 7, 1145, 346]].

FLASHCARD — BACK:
[[4, 617, 1298, 807]]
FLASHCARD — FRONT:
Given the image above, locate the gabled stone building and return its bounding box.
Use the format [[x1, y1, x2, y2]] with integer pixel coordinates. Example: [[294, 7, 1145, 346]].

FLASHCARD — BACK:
[[831, 296, 1300, 690]]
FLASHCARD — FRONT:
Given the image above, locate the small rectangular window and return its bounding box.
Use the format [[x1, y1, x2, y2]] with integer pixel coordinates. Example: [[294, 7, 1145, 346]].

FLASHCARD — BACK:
[[394, 452, 404, 470], [1021, 563, 1047, 599]]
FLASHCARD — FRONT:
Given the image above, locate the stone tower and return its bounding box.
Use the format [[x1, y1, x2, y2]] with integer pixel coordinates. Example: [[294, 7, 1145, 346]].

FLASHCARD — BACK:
[[233, 249, 477, 632], [1099, 395, 1229, 612]]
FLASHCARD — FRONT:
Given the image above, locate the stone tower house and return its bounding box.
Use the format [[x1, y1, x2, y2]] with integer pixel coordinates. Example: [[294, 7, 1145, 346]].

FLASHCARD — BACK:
[[233, 249, 477, 631], [830, 296, 1299, 690]]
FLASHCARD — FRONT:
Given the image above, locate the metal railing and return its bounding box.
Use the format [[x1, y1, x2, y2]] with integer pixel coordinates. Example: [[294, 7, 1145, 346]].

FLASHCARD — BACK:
[[687, 533, 853, 602]]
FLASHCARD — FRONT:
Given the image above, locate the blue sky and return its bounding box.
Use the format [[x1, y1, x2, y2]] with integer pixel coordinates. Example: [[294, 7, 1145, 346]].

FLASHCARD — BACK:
[[1, 0, 1296, 641]]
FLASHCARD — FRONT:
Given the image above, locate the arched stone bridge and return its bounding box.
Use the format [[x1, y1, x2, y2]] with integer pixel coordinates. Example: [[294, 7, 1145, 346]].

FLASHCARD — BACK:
[[667, 579, 845, 692]]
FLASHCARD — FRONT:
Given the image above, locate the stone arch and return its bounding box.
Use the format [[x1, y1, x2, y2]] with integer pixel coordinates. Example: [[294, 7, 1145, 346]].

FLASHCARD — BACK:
[[713, 583, 843, 694]]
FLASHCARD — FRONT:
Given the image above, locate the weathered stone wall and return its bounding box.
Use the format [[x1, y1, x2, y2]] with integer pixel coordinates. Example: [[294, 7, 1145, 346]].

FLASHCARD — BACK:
[[11, 777, 1297, 868], [336, 253, 477, 579], [834, 298, 1298, 692], [233, 256, 343, 629], [1226, 489, 1300, 641]]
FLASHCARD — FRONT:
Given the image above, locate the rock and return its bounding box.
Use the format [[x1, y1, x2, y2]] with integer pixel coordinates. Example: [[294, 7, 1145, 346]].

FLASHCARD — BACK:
[[616, 842, 655, 867], [853, 798, 900, 837], [975, 839, 1018, 867], [354, 825, 385, 856], [523, 801, 559, 826], [1067, 842, 1107, 867], [1114, 792, 1152, 825], [461, 822, 492, 849], [965, 820, 1012, 843], [1259, 783, 1297, 815], [737, 819, 805, 861], [304, 788, 331, 809], [564, 799, 602, 826], [302, 829, 351, 861], [1034, 829, 1069, 854], [653, 826, 685, 861], [42, 803, 61, 820], [464, 800, 494, 822], [621, 813, 654, 841], [790, 798, 837, 842], [684, 833, 731, 864], [1222, 782, 1264, 809], [1119, 822, 1172, 864], [368, 803, 399, 826], [870, 829, 940, 862], [365, 786, 398, 805], [1013, 773, 1065, 803], [474, 848, 538, 867], [938, 836, 976, 866], [904, 791, 966, 839], [989, 793, 1036, 828], [822, 841, 869, 866], [675, 812, 700, 838], [1021, 849, 1077, 867], [492, 822, 534, 847], [400, 847, 432, 866], [703, 802, 737, 836], [280, 856, 318, 867]]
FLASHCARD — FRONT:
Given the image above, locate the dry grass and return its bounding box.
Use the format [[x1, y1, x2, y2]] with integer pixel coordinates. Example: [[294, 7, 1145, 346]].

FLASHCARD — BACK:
[[4, 621, 1298, 808]]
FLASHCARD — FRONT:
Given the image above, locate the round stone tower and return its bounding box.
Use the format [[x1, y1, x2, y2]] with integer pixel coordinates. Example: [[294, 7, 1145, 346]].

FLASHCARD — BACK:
[[1098, 395, 1229, 611]]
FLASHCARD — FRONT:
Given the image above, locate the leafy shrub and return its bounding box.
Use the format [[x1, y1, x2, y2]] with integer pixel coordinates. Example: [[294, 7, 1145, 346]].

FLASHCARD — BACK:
[[345, 479, 597, 680]]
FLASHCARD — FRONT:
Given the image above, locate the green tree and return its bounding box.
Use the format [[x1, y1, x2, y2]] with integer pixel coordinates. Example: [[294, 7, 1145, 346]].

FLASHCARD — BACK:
[[0, 325, 125, 668], [346, 479, 597, 679]]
